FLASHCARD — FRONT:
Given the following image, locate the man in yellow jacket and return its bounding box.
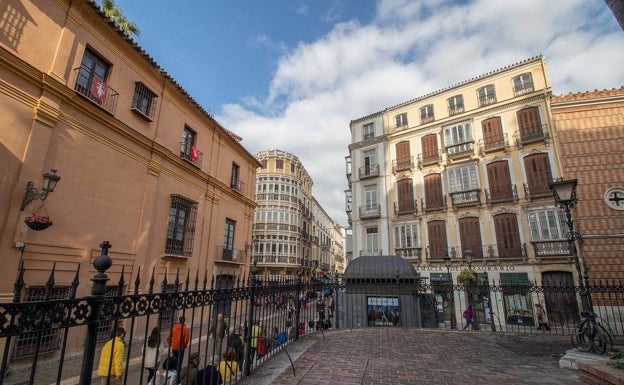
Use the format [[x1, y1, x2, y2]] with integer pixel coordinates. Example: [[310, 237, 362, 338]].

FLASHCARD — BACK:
[[98, 328, 125, 385]]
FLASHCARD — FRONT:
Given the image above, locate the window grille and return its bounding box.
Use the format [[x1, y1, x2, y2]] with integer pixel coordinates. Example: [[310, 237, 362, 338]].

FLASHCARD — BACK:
[[131, 82, 157, 119], [13, 286, 71, 358], [165, 195, 198, 257]]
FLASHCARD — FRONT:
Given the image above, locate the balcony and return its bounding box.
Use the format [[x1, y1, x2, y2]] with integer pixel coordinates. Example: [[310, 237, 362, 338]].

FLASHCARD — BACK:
[[359, 249, 382, 256], [449, 189, 481, 208], [359, 204, 381, 219], [231, 179, 245, 194], [523, 181, 553, 200], [446, 142, 474, 160], [421, 196, 447, 213], [486, 184, 518, 204], [427, 246, 476, 262], [478, 133, 509, 155], [358, 164, 380, 179], [73, 68, 119, 115], [448, 105, 465, 116], [513, 82, 534, 96], [394, 200, 418, 215], [478, 95, 497, 107], [483, 243, 527, 261], [392, 156, 413, 173], [515, 125, 549, 147], [417, 153, 442, 169], [532, 240, 571, 258], [216, 247, 246, 264], [180, 142, 203, 168], [420, 116, 435, 125], [395, 247, 422, 261]]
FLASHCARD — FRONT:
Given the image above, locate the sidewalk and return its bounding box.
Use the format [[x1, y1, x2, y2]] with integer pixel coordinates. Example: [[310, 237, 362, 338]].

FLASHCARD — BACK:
[[238, 328, 583, 385]]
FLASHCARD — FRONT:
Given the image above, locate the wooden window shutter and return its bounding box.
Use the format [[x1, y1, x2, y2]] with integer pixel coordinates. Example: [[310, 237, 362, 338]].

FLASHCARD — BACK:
[[481, 117, 503, 149], [459, 217, 483, 259], [421, 134, 438, 161], [397, 179, 414, 211], [516, 107, 542, 139], [486, 160, 512, 199], [427, 220, 448, 260], [494, 213, 522, 258], [424, 174, 443, 208], [524, 153, 551, 195]]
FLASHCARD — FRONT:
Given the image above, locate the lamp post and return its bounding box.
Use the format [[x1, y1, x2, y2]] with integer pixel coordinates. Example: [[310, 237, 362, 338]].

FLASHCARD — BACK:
[[444, 255, 456, 329], [20, 169, 61, 211], [549, 178, 592, 312]]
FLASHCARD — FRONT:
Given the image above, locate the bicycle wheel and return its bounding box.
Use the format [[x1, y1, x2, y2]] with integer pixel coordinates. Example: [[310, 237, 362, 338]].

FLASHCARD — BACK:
[[571, 322, 592, 352], [590, 324, 611, 354]]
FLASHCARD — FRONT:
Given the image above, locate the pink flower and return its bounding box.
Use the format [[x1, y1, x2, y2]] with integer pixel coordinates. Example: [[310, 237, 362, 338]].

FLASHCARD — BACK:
[[25, 214, 52, 225]]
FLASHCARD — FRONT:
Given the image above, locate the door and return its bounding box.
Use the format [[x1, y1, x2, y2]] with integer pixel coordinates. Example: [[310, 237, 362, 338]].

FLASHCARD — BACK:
[[542, 271, 579, 326]]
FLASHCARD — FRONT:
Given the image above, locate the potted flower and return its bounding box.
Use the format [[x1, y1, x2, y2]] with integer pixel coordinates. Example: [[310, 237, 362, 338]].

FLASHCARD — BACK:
[[457, 268, 480, 286], [24, 214, 53, 231]]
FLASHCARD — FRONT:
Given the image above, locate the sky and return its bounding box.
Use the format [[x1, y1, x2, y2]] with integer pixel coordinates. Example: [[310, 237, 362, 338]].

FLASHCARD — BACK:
[[111, 0, 624, 227]]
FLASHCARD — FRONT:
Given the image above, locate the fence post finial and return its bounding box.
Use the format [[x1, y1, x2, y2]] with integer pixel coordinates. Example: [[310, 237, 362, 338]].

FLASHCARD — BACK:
[[92, 241, 112, 296]]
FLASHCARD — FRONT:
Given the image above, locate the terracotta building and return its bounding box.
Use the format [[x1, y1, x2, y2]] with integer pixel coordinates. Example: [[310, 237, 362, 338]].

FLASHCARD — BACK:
[[0, 0, 258, 356], [551, 88, 624, 280]]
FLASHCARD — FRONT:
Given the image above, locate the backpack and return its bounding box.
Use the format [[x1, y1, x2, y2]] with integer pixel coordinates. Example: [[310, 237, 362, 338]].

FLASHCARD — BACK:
[[463, 310, 468, 319]]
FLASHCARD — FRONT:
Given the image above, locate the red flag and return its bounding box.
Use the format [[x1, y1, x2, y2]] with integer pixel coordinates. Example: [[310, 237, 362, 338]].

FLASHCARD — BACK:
[[190, 146, 199, 162], [90, 78, 108, 102]]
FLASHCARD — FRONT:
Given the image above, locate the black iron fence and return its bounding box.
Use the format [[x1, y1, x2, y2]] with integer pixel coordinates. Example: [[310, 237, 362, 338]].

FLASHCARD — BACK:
[[1, 243, 624, 384]]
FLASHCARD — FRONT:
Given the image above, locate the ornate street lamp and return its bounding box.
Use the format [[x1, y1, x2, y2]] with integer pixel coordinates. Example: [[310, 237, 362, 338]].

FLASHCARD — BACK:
[[20, 169, 61, 211], [549, 178, 592, 312]]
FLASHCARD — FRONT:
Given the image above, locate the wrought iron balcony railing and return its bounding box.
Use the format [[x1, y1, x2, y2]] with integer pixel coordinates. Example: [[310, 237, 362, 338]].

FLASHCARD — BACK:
[[417, 153, 442, 169], [421, 196, 447, 212], [478, 133, 509, 155], [392, 156, 413, 173], [359, 204, 381, 219], [73, 68, 119, 114], [394, 199, 418, 215], [358, 164, 380, 179], [486, 184, 518, 204], [449, 189, 481, 207], [515, 124, 549, 147]]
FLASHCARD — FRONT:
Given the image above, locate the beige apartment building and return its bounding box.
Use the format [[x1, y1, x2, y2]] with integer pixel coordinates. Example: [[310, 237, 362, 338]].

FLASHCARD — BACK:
[[253, 150, 345, 282], [347, 56, 582, 325], [0, 0, 258, 356]]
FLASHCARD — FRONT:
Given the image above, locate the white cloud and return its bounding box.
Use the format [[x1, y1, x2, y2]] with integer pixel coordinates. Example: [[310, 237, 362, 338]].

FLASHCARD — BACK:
[[217, 0, 624, 226]]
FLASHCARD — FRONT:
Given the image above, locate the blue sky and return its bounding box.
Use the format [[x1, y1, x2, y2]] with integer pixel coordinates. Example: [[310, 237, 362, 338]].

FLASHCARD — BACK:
[[111, 0, 624, 227]]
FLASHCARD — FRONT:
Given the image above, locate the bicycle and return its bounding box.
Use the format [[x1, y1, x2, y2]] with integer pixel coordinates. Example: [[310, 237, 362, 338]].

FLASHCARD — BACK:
[[571, 311, 613, 354]]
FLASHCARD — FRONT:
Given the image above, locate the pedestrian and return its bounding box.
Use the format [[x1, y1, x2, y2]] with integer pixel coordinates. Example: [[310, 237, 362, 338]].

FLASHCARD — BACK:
[[210, 313, 229, 344], [462, 305, 476, 330], [194, 355, 223, 385], [143, 327, 164, 384], [178, 352, 200, 385], [226, 325, 244, 369], [98, 328, 125, 385], [152, 356, 177, 385], [248, 319, 261, 363], [166, 316, 190, 379], [535, 304, 551, 331], [218, 348, 239, 382]]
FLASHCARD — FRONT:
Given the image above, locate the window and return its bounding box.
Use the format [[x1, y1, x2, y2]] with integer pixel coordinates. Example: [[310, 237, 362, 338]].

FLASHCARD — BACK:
[[222, 219, 235, 260], [444, 122, 473, 156], [419, 104, 434, 124], [477, 85, 496, 106], [396, 179, 415, 213], [421, 134, 439, 165], [290, 163, 295, 173], [366, 227, 379, 252], [14, 286, 70, 358], [230, 163, 240, 191], [276, 159, 284, 169], [363, 149, 377, 176], [448, 163, 478, 193], [459, 217, 483, 259], [424, 173, 444, 210], [165, 195, 198, 257], [481, 117, 505, 150], [345, 189, 352, 212], [363, 123, 374, 140], [261, 160, 267, 169], [131, 82, 157, 119], [524, 153, 552, 196], [394, 141, 411, 171], [516, 107, 543, 143], [494, 213, 523, 258], [513, 73, 534, 96], [180, 126, 201, 166], [75, 47, 116, 112], [394, 223, 420, 248], [528, 208, 567, 241], [486, 160, 513, 201], [447, 95, 464, 115], [427, 220, 448, 260], [395, 113, 408, 129]]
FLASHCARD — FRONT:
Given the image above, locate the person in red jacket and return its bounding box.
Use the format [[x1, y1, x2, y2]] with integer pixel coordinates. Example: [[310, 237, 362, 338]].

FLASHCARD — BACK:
[[166, 316, 190, 379]]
